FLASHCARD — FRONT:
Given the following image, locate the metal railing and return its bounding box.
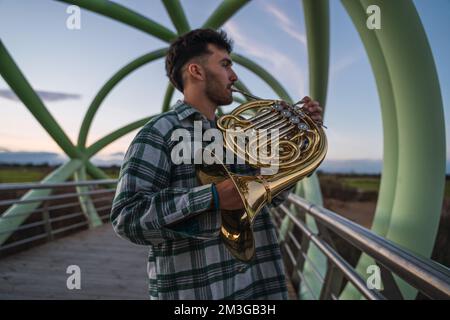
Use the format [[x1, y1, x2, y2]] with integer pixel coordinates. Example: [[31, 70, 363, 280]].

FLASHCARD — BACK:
[[1, 179, 449, 300], [269, 193, 450, 300], [0, 179, 117, 254]]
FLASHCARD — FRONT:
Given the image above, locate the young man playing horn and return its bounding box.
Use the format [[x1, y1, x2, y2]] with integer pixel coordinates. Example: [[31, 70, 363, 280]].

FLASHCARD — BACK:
[[111, 28, 323, 300]]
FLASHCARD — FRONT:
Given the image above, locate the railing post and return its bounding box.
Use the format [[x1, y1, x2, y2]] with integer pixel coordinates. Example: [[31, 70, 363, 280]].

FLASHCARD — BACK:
[[319, 262, 345, 300], [42, 200, 53, 242]]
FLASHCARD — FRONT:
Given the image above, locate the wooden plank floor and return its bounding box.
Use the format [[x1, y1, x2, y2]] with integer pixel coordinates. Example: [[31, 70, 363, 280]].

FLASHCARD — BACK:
[[0, 224, 298, 300], [0, 224, 149, 299]]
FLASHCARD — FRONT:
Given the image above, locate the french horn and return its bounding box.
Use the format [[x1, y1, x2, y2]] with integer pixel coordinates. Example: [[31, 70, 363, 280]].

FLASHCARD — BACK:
[[196, 87, 327, 262]]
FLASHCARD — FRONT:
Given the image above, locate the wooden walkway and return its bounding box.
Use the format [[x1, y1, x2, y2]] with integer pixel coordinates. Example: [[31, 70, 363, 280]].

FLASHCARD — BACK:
[[0, 224, 149, 299], [0, 224, 297, 300]]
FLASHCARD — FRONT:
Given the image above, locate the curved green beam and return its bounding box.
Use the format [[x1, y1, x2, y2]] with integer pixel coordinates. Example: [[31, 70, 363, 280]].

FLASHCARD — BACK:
[[85, 116, 156, 158], [56, 0, 177, 42], [161, 0, 190, 35], [82, 55, 289, 163], [232, 53, 292, 102], [162, 82, 176, 113], [340, 0, 399, 299], [78, 48, 168, 149], [0, 40, 82, 160], [86, 81, 255, 158], [303, 0, 330, 115], [74, 167, 102, 227], [293, 0, 330, 300], [341, 0, 446, 300], [202, 0, 251, 29], [0, 159, 83, 245]]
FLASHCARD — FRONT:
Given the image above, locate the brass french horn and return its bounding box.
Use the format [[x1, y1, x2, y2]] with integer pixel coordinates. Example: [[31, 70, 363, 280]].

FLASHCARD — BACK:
[[197, 87, 327, 262]]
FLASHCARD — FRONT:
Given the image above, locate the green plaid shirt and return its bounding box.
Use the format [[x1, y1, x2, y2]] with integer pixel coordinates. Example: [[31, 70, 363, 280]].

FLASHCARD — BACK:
[[111, 101, 288, 300]]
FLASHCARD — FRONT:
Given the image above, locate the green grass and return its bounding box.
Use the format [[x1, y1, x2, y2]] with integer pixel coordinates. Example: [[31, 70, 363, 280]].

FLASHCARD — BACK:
[[340, 176, 450, 197], [0, 167, 49, 183], [0, 166, 120, 183], [340, 177, 380, 192]]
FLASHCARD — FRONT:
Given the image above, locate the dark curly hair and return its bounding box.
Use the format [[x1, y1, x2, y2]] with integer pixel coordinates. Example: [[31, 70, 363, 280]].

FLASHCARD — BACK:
[[165, 28, 233, 92]]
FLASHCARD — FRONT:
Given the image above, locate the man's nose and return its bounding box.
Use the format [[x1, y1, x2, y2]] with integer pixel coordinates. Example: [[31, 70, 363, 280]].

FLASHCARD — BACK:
[[230, 69, 238, 82]]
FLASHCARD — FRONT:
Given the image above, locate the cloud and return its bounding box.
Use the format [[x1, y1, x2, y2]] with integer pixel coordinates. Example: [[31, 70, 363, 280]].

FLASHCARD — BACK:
[[0, 89, 81, 102], [330, 51, 363, 81], [224, 20, 306, 97], [262, 3, 307, 47]]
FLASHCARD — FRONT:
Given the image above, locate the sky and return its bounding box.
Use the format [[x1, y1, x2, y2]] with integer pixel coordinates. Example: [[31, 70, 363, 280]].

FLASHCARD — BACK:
[[0, 0, 449, 171]]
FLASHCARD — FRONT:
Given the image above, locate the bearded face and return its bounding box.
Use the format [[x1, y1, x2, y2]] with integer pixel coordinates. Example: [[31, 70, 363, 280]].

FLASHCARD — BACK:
[[204, 66, 234, 106]]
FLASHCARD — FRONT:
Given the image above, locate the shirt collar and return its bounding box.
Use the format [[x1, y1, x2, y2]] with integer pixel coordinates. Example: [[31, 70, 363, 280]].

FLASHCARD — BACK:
[[173, 100, 217, 123]]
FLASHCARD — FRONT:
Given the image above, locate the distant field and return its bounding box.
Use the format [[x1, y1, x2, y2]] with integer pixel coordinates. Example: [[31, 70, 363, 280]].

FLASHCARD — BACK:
[[337, 175, 450, 197], [0, 166, 120, 183], [0, 167, 49, 183], [340, 177, 380, 192], [0, 166, 449, 197]]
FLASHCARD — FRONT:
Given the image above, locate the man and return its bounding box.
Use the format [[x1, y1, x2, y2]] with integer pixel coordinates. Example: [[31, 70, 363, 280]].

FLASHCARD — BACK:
[[111, 29, 323, 300]]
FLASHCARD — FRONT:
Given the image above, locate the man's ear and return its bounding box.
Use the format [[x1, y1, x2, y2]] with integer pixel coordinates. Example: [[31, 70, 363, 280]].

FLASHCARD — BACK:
[[186, 63, 205, 81]]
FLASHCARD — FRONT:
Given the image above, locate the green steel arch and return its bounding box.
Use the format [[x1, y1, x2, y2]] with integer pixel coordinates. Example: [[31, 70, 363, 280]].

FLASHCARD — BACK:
[[0, 0, 445, 300]]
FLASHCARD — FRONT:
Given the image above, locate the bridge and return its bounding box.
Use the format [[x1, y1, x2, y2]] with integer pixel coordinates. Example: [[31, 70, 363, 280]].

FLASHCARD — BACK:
[[0, 180, 448, 300], [0, 0, 448, 300]]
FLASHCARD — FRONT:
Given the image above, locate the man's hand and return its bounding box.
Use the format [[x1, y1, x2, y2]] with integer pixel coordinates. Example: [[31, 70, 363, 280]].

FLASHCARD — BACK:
[[215, 179, 245, 211], [301, 96, 323, 124]]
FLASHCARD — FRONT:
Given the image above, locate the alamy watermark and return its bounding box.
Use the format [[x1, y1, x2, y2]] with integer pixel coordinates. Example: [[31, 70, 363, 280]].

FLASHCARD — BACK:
[[170, 121, 282, 175], [367, 5, 381, 30], [366, 264, 382, 290], [66, 5, 81, 30], [66, 265, 81, 290]]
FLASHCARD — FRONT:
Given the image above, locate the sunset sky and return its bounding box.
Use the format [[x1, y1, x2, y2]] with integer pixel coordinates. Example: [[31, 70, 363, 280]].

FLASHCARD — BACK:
[[0, 0, 449, 171]]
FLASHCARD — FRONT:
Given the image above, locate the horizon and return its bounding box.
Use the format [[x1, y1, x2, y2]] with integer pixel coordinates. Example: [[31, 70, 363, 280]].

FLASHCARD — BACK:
[[1, 149, 450, 174], [0, 0, 449, 168]]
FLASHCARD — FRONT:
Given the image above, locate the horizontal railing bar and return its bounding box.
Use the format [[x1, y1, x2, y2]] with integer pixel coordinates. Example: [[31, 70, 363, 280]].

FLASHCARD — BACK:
[[51, 221, 89, 236], [0, 233, 48, 251], [0, 201, 83, 219], [0, 189, 115, 207], [95, 205, 112, 212], [1, 198, 113, 220], [284, 240, 324, 284], [91, 196, 114, 204], [0, 220, 46, 236], [50, 212, 84, 223], [286, 230, 325, 283], [287, 230, 301, 250], [287, 194, 450, 300], [0, 179, 117, 191], [280, 204, 385, 300], [295, 268, 318, 300], [99, 213, 110, 220]]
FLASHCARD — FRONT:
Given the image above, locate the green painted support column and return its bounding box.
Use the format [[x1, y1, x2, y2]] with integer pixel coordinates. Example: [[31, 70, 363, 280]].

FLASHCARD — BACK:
[[74, 166, 102, 227], [295, 0, 330, 300], [202, 0, 251, 29], [0, 40, 82, 160], [162, 82, 176, 112], [0, 160, 83, 245], [57, 0, 177, 42], [340, 0, 399, 299], [85, 116, 156, 158], [232, 53, 292, 102], [340, 0, 446, 300], [161, 0, 190, 34], [78, 48, 168, 149]]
